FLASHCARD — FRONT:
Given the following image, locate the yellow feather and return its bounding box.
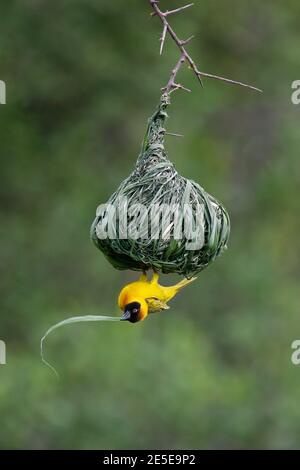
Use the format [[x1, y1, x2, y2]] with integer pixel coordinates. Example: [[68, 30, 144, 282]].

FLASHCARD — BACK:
[[118, 272, 197, 318]]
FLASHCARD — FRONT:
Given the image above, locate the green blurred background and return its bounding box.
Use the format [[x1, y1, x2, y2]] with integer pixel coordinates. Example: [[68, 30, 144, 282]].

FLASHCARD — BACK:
[[1, 0, 300, 450]]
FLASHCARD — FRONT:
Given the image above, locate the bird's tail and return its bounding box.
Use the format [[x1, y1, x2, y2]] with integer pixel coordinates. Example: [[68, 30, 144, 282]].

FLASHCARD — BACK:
[[173, 276, 197, 292]]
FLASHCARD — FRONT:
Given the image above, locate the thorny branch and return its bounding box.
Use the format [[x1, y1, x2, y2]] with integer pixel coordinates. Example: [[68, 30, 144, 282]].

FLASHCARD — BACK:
[[149, 0, 262, 95], [165, 54, 191, 94]]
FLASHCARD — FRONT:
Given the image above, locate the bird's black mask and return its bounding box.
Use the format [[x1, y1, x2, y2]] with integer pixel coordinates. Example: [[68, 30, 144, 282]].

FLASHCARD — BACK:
[[121, 302, 141, 323]]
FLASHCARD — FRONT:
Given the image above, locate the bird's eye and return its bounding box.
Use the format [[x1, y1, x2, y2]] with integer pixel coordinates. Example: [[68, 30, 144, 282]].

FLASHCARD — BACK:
[[133, 308, 138, 314]]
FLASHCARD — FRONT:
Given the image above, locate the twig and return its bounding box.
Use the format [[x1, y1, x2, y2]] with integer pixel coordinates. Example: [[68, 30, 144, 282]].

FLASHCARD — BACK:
[[150, 0, 203, 87], [163, 53, 191, 94], [149, 0, 262, 94]]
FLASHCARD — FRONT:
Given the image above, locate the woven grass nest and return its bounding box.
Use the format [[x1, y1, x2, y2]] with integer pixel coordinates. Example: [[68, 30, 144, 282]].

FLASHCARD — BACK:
[[90, 94, 230, 277]]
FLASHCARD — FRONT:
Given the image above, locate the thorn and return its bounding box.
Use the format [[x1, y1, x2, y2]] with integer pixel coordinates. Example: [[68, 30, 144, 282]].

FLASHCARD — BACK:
[[198, 71, 262, 93], [160, 24, 168, 55], [164, 3, 194, 17], [165, 132, 184, 138], [173, 83, 192, 93], [192, 67, 204, 87], [180, 35, 194, 46], [196, 71, 204, 88]]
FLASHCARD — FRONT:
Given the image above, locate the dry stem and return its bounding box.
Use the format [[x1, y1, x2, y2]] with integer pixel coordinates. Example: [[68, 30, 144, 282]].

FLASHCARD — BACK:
[[149, 0, 262, 94]]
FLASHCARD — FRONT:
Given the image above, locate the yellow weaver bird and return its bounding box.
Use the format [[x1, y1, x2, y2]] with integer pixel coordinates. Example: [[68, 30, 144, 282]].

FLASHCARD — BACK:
[[118, 272, 196, 323]]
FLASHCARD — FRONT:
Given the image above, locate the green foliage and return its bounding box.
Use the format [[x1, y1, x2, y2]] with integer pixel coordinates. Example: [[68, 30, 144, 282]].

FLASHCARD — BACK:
[[1, 0, 300, 450]]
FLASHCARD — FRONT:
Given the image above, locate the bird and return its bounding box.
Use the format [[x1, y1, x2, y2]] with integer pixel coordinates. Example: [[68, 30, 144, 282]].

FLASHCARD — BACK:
[[118, 272, 196, 323]]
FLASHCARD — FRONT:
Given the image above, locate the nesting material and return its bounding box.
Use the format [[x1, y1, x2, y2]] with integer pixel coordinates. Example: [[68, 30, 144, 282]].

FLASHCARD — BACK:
[[91, 94, 230, 277]]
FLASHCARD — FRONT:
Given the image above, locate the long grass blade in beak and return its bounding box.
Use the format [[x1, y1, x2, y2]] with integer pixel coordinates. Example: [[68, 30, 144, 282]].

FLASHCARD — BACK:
[[41, 315, 121, 378]]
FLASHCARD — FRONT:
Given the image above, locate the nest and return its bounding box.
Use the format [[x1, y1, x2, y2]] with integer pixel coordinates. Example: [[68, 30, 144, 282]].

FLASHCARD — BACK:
[[90, 94, 230, 277]]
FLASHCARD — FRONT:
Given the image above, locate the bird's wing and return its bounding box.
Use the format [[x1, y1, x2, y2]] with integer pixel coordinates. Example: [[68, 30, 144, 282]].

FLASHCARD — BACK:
[[145, 297, 170, 313]]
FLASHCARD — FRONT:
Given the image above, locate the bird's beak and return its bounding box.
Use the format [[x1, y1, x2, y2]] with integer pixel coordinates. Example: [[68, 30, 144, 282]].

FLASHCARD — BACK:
[[120, 310, 131, 321]]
